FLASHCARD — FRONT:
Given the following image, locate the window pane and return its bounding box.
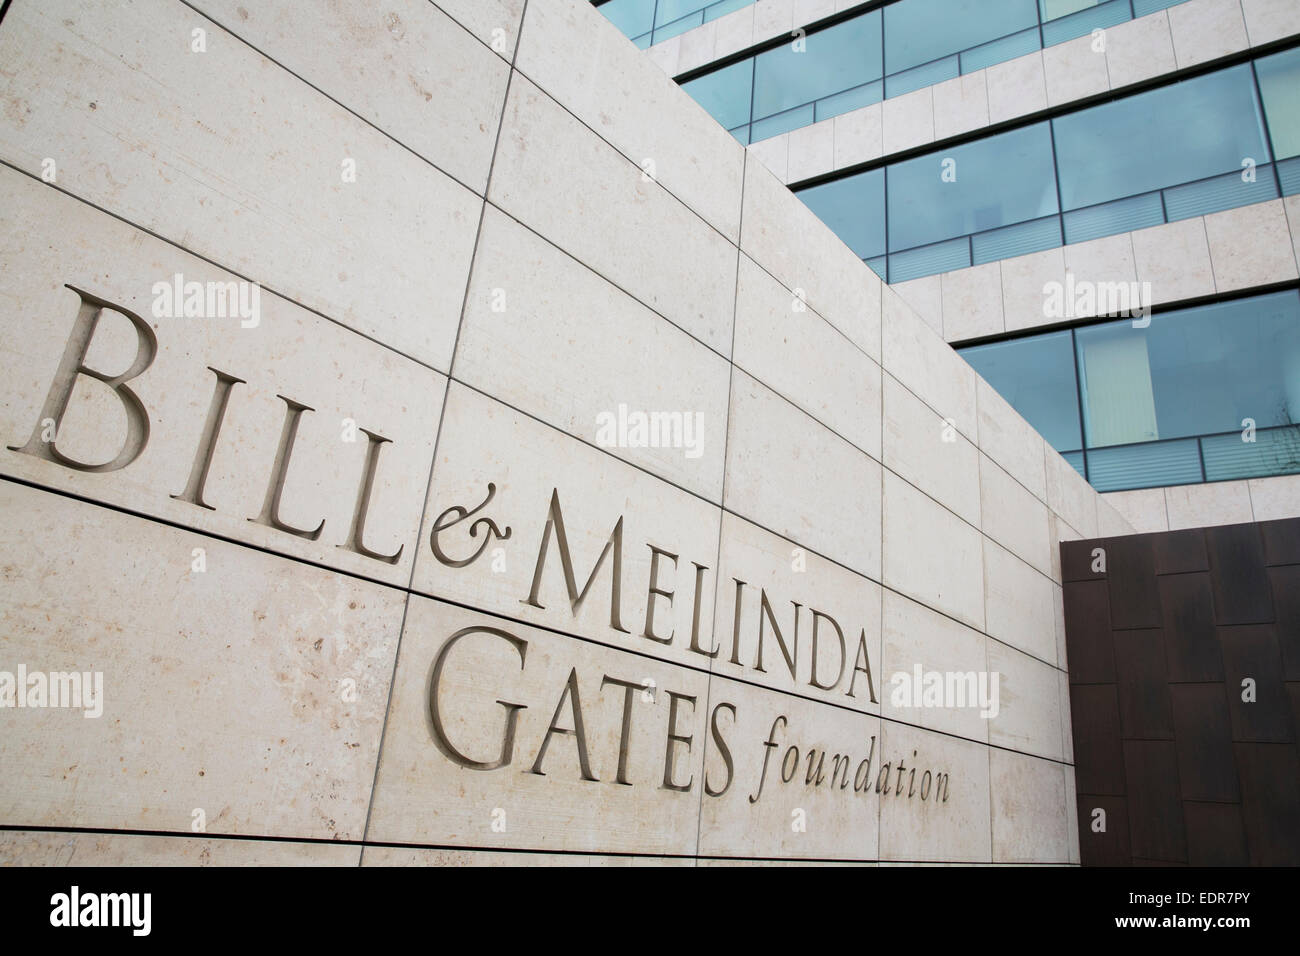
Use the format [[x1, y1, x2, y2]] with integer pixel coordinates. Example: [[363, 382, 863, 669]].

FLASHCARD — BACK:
[[704, 0, 753, 22], [1086, 440, 1203, 491], [886, 122, 1059, 252], [652, 13, 703, 41], [1257, 48, 1300, 160], [885, 0, 1038, 75], [681, 58, 753, 131], [1074, 291, 1300, 448], [1053, 65, 1270, 211], [959, 331, 1083, 451], [656, 0, 710, 26], [597, 0, 656, 39], [1202, 426, 1300, 481], [795, 169, 886, 260], [1040, 0, 1130, 46], [753, 12, 881, 120], [1041, 0, 1101, 19]]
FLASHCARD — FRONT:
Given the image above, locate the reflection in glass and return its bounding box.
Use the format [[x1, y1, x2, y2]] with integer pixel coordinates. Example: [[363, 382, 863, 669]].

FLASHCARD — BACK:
[[681, 58, 752, 132], [959, 330, 1083, 453], [753, 12, 882, 122], [886, 123, 1058, 252], [1052, 65, 1270, 212], [597, 0, 655, 40], [1075, 292, 1300, 447], [1256, 48, 1300, 161], [797, 169, 887, 260], [886, 0, 1037, 75]]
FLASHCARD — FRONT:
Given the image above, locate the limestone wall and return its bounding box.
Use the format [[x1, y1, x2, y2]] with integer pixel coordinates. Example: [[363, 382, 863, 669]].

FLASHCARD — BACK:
[[0, 0, 1138, 864]]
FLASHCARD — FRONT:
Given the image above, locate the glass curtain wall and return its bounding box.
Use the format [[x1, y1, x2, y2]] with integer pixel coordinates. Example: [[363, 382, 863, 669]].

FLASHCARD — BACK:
[[959, 291, 1300, 491], [792, 53, 1300, 281], [645, 0, 1199, 141]]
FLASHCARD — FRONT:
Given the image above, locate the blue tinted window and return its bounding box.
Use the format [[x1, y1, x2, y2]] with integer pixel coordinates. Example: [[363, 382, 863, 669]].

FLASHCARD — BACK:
[[885, 0, 1038, 74], [1040, 0, 1106, 21], [959, 331, 1083, 452], [885, 123, 1059, 252], [597, 0, 655, 39], [797, 169, 886, 260], [681, 58, 753, 131], [752, 12, 882, 120], [1075, 291, 1300, 448], [1052, 65, 1270, 211], [1257, 48, 1300, 161], [656, 0, 710, 23]]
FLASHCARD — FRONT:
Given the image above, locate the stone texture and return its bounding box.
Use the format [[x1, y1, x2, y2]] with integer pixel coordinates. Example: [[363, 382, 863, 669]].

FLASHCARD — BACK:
[[987, 640, 1065, 762], [366, 598, 711, 854], [711, 511, 884, 712], [411, 383, 723, 671], [1248, 474, 1300, 520], [741, 159, 883, 360], [0, 831, 362, 866], [518, 0, 746, 242], [454, 206, 731, 499], [977, 378, 1047, 503], [725, 371, 882, 578], [883, 374, 981, 526], [0, 0, 482, 370], [1164, 481, 1255, 529], [1105, 11, 1178, 89], [1103, 489, 1171, 533], [881, 87, 934, 156], [489, 74, 738, 355], [0, 166, 443, 587], [882, 471, 986, 630], [931, 73, 990, 142], [985, 51, 1048, 126], [1043, 34, 1109, 107], [882, 288, 979, 441], [892, 276, 944, 336], [747, 135, 790, 182], [833, 103, 884, 169], [981, 454, 1053, 578], [732, 256, 882, 460], [984, 537, 1058, 665], [195, 0, 510, 193], [1241, 0, 1300, 45], [1167, 0, 1251, 69], [1204, 200, 1300, 292], [989, 750, 1070, 863], [0, 0, 1211, 867], [1131, 217, 1217, 305], [941, 263, 1004, 343], [787, 119, 836, 183], [0, 482, 404, 840]]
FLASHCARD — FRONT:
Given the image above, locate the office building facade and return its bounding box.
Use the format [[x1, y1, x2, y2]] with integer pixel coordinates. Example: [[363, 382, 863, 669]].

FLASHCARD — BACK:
[[0, 0, 1294, 866], [601, 0, 1300, 529]]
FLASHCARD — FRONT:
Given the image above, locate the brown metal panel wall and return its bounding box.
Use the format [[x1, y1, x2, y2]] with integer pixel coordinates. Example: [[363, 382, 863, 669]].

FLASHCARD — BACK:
[[1062, 516, 1300, 866]]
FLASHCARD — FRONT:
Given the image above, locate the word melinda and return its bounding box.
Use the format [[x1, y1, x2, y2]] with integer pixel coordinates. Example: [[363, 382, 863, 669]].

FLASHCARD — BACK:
[[431, 484, 880, 704]]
